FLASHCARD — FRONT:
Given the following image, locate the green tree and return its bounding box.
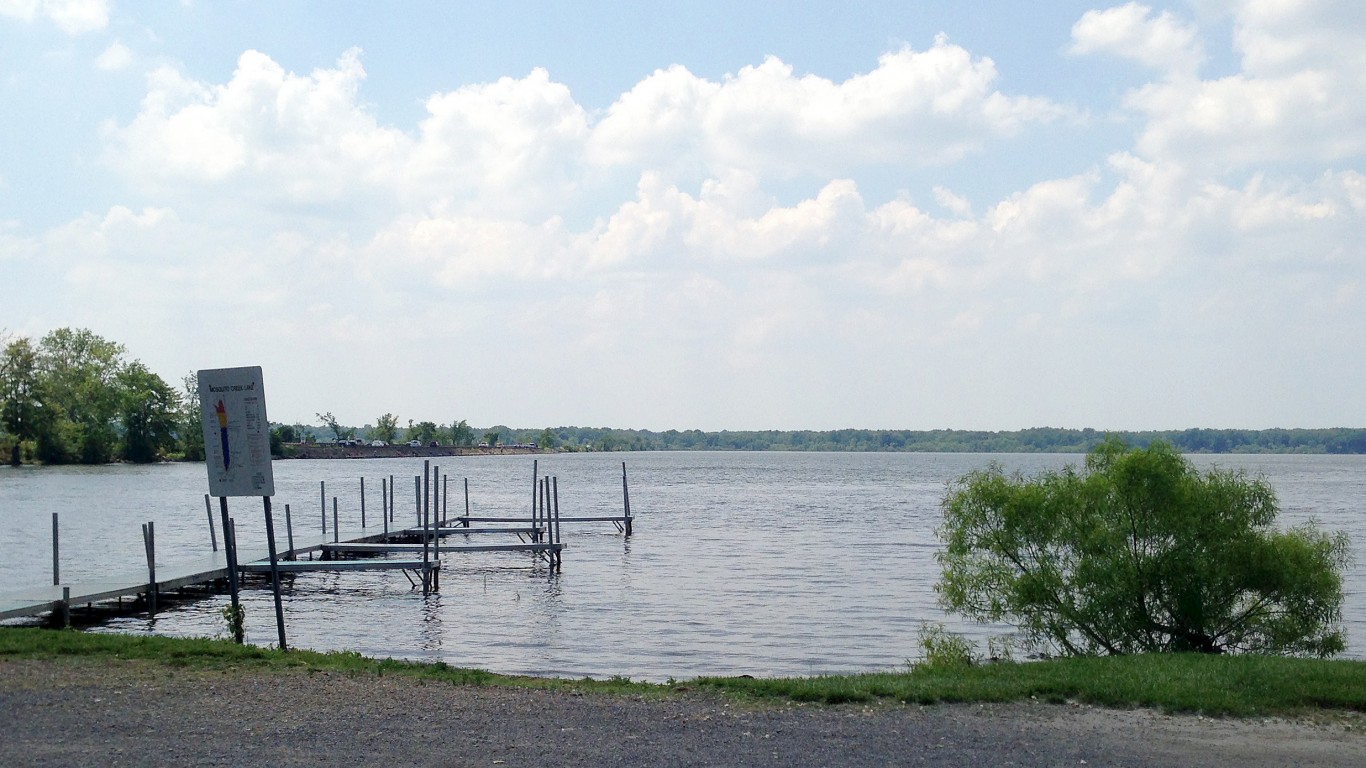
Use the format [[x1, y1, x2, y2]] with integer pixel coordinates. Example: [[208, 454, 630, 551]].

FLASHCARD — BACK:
[[449, 419, 474, 446], [1, 337, 46, 465], [316, 411, 344, 441], [407, 420, 439, 444], [179, 372, 205, 461], [37, 328, 126, 464], [537, 427, 559, 449], [373, 413, 399, 443], [118, 362, 180, 463], [482, 429, 501, 447], [936, 438, 1349, 658]]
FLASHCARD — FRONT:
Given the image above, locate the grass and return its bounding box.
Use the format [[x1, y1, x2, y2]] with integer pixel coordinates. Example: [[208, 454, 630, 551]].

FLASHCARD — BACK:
[[4, 627, 1366, 717], [693, 654, 1366, 717]]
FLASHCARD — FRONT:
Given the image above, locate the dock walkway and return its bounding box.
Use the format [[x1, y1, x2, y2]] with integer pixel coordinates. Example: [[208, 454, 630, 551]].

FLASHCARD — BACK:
[[0, 522, 424, 623]]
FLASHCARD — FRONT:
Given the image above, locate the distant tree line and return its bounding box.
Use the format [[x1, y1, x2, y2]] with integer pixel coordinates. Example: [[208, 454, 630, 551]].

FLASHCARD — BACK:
[[496, 425, 1366, 454], [296, 423, 1366, 455]]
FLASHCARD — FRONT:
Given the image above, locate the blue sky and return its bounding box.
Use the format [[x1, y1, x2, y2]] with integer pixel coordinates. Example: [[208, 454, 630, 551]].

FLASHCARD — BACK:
[[3, 1, 1363, 431]]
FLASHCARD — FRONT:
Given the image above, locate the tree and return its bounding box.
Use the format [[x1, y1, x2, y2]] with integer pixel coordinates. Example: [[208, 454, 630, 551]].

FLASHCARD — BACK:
[[373, 413, 399, 443], [449, 419, 474, 446], [179, 372, 205, 461], [936, 438, 1349, 658], [316, 411, 344, 441], [37, 328, 126, 464], [537, 427, 559, 449], [118, 362, 180, 463], [1, 337, 46, 465], [482, 429, 501, 447], [407, 420, 439, 444]]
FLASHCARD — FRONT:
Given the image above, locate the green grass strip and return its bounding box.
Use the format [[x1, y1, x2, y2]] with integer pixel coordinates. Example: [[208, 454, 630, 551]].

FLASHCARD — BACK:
[[5, 627, 1366, 717], [693, 654, 1366, 716]]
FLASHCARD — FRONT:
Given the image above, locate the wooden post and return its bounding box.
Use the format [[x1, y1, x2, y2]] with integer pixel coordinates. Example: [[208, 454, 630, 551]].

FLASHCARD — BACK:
[[141, 521, 157, 614], [203, 494, 218, 552], [320, 480, 327, 537], [60, 586, 70, 628], [332, 497, 339, 544], [51, 512, 59, 585], [531, 459, 538, 520], [621, 461, 633, 537], [463, 478, 470, 525], [284, 503, 295, 561], [382, 478, 389, 539], [441, 471, 448, 522], [263, 496, 288, 651], [360, 477, 367, 529], [389, 474, 395, 523], [413, 476, 421, 526], [219, 497, 242, 643]]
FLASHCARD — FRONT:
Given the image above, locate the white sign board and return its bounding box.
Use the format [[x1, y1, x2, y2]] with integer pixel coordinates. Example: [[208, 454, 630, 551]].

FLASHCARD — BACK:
[[198, 366, 275, 497]]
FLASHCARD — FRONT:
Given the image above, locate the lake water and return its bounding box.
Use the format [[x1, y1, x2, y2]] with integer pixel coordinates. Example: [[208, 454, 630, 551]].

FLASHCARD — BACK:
[[1, 451, 1362, 681]]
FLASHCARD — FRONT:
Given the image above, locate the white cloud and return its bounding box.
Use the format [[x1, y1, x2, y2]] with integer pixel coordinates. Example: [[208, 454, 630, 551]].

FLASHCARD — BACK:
[[0, 0, 108, 33], [94, 41, 133, 71], [1070, 3, 1205, 76], [407, 67, 590, 219], [1073, 2, 1366, 172], [589, 36, 1069, 179], [105, 49, 411, 215]]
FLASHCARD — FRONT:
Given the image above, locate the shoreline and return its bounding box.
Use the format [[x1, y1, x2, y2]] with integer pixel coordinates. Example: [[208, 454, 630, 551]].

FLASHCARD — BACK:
[[278, 443, 546, 460]]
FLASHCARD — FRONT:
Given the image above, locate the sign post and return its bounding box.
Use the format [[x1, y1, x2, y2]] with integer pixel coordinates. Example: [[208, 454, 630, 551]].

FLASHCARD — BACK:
[[198, 366, 287, 650]]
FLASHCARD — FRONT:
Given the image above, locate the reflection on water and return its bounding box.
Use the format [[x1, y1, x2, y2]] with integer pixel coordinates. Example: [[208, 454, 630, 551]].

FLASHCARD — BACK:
[[2, 451, 1364, 681]]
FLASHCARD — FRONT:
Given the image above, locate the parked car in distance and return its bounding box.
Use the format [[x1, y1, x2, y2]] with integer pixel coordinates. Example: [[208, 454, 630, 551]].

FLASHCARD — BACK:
[[370, 440, 386, 447], [407, 440, 421, 447], [429, 441, 439, 447]]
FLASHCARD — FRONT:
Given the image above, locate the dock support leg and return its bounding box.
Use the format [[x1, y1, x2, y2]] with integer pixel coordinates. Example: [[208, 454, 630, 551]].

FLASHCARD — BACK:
[[51, 512, 59, 586], [421, 461, 431, 597], [552, 476, 562, 571], [284, 503, 295, 561], [61, 586, 70, 628], [204, 495, 218, 552], [141, 521, 157, 615], [622, 462, 633, 537]]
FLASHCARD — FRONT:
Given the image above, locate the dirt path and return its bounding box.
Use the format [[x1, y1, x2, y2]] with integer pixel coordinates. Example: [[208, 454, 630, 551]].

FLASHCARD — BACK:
[[2, 658, 1363, 767]]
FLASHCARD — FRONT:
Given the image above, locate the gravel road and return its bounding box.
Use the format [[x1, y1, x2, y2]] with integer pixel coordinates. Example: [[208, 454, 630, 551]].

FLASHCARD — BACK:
[[3, 658, 1364, 767]]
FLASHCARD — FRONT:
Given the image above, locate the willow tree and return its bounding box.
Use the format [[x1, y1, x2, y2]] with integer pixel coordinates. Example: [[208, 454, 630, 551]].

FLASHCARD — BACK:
[[936, 439, 1349, 657]]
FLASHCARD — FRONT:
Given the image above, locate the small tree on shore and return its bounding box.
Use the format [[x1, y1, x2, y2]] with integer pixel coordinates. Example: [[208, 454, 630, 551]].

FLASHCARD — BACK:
[[936, 438, 1350, 657], [316, 412, 344, 442], [373, 413, 399, 443]]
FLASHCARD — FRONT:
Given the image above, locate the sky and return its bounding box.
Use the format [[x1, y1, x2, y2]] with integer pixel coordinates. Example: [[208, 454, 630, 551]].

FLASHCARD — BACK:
[[2, 1, 1363, 432]]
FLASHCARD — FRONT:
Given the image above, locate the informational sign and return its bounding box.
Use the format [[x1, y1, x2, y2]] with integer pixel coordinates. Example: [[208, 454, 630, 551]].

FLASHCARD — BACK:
[[198, 366, 275, 497]]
